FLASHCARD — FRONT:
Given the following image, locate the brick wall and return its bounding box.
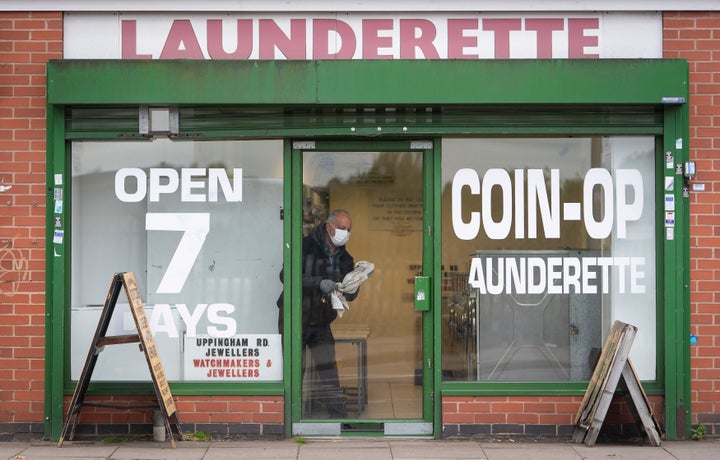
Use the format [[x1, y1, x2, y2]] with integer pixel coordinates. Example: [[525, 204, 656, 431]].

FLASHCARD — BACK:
[[442, 395, 664, 439], [0, 11, 62, 439], [664, 11, 720, 436], [442, 396, 580, 438], [64, 395, 284, 439], [176, 395, 284, 437]]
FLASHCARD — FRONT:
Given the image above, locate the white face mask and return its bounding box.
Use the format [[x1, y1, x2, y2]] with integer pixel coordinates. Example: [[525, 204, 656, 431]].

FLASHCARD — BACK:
[[330, 226, 350, 247]]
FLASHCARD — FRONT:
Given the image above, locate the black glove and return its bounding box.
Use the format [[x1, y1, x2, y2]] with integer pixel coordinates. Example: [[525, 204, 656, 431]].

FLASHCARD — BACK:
[[320, 279, 337, 293]]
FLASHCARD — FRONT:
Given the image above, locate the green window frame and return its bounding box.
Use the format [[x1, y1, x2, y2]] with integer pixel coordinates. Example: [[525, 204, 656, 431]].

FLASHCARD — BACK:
[[46, 59, 690, 440]]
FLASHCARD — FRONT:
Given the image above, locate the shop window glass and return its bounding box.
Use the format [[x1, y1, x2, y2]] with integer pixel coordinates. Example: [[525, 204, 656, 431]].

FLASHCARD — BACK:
[[441, 137, 656, 382], [70, 139, 284, 382]]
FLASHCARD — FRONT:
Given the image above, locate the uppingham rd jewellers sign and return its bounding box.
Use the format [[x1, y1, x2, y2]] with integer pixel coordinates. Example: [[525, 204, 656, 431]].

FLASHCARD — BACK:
[[63, 12, 662, 59]]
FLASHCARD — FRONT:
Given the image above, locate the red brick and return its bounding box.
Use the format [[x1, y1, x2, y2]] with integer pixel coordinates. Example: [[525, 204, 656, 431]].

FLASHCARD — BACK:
[[29, 30, 62, 41], [537, 413, 574, 424], [260, 401, 283, 412], [13, 64, 46, 75], [442, 401, 460, 412], [228, 401, 262, 412], [111, 412, 150, 424], [492, 402, 524, 413], [523, 402, 556, 413], [253, 412, 284, 423], [14, 86, 45, 97], [458, 401, 491, 412], [665, 40, 696, 51], [680, 29, 713, 39], [13, 41, 48, 53], [442, 412, 476, 423], [555, 402, 580, 414], [13, 19, 48, 29], [507, 413, 539, 424], [697, 17, 720, 29], [0, 30, 30, 41], [14, 347, 44, 359], [473, 413, 506, 424], [178, 411, 211, 423], [210, 411, 251, 423], [13, 390, 43, 402]]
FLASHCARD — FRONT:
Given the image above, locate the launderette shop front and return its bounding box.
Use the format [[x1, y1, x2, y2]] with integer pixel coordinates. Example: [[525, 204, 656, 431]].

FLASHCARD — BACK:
[[43, 8, 691, 440]]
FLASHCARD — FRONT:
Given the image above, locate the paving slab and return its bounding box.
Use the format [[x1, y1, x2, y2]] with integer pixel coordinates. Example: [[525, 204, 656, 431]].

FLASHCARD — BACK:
[[571, 444, 677, 460], [481, 443, 581, 460], [14, 443, 117, 460], [0, 443, 28, 460], [110, 444, 208, 460], [388, 439, 487, 459], [205, 440, 299, 459], [297, 439, 393, 460], [301, 439, 393, 448], [661, 440, 720, 460]]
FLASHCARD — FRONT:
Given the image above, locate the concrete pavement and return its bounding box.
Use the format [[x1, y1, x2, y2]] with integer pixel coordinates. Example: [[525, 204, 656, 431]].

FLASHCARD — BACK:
[[1, 438, 719, 460]]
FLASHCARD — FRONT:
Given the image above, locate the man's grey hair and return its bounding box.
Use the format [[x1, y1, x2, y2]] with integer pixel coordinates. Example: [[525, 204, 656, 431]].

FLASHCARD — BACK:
[[326, 209, 351, 224]]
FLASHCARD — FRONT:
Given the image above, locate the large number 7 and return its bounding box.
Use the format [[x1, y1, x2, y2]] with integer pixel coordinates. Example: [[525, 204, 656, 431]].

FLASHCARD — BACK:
[[146, 213, 210, 294]]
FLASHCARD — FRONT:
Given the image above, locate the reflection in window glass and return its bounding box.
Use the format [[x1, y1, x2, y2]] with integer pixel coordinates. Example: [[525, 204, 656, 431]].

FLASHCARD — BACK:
[[70, 139, 284, 382], [441, 138, 656, 382]]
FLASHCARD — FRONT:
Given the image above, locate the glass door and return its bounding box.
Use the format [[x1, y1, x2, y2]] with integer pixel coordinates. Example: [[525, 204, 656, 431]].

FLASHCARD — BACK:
[[290, 140, 434, 436]]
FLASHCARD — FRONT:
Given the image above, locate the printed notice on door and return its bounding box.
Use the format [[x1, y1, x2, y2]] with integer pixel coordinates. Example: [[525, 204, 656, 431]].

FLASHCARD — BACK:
[[368, 189, 422, 232]]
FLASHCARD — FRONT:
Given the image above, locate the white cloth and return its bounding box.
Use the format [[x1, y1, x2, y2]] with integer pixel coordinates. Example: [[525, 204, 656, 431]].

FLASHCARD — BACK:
[[331, 261, 374, 318]]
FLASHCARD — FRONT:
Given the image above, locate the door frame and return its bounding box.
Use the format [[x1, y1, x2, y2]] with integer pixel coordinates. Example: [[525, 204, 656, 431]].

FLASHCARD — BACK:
[[284, 139, 440, 437]]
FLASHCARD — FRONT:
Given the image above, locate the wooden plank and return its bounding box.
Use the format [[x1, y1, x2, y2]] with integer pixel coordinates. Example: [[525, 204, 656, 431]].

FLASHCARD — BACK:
[[58, 273, 125, 447], [121, 272, 182, 448], [96, 334, 140, 346], [585, 325, 636, 446], [620, 359, 662, 446], [574, 322, 626, 428], [122, 273, 177, 418]]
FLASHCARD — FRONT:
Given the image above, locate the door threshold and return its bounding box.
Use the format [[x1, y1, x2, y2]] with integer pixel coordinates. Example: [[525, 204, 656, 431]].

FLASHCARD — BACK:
[[293, 421, 433, 437]]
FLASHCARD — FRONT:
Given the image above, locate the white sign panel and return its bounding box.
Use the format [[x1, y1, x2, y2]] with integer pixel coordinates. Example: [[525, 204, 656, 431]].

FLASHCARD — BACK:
[[64, 11, 661, 59], [184, 334, 283, 380]]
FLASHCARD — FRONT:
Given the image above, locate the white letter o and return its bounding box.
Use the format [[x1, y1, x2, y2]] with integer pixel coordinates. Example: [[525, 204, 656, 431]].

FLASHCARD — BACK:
[[115, 168, 147, 202]]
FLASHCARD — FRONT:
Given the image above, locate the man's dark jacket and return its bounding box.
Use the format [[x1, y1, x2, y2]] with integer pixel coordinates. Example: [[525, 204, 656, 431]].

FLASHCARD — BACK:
[[276, 223, 358, 330]]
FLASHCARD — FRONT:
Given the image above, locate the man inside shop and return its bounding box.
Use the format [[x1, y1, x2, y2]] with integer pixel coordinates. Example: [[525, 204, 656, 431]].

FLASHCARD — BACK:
[[277, 209, 358, 418]]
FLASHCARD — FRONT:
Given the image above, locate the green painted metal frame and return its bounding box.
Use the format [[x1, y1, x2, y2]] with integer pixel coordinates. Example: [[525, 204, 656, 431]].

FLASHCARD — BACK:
[[48, 59, 686, 106], [663, 104, 692, 440], [45, 104, 67, 440], [46, 58, 690, 440]]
